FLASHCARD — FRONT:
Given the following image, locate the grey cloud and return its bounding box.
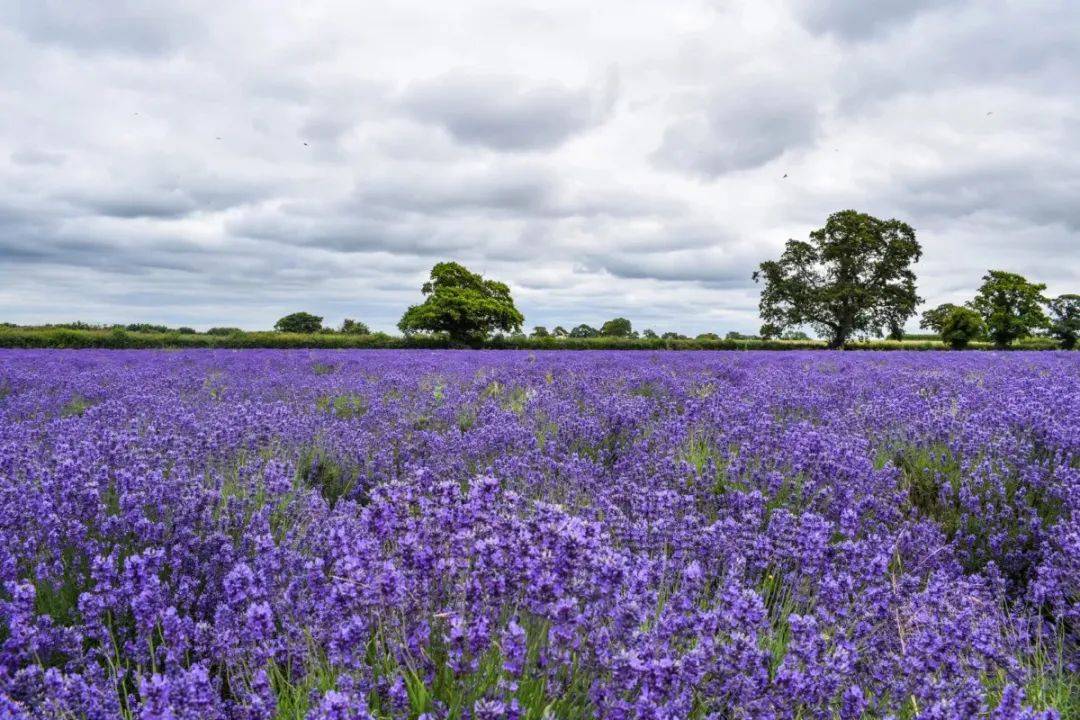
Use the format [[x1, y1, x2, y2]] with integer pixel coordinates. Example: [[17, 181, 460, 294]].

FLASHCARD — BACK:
[[10, 149, 66, 166], [792, 0, 962, 40], [653, 84, 820, 177], [0, 1, 203, 56], [402, 71, 615, 151]]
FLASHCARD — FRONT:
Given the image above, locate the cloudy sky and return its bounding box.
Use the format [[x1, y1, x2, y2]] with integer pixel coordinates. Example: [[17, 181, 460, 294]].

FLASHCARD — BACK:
[[1, 0, 1077, 334]]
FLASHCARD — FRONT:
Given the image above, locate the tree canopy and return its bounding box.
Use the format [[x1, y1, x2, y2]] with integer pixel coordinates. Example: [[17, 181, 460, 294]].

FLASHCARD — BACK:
[[340, 319, 371, 335], [753, 210, 922, 348], [275, 312, 323, 333], [919, 303, 960, 334], [599, 317, 633, 337], [1047, 294, 1080, 350], [940, 306, 984, 350], [969, 271, 1048, 348], [569, 324, 599, 338], [398, 262, 523, 343]]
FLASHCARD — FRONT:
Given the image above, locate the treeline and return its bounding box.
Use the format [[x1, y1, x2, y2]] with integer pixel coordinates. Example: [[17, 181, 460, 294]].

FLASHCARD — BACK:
[[0, 325, 1063, 351]]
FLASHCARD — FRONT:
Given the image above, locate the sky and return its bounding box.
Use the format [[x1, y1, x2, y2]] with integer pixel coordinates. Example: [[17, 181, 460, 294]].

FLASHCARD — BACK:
[[0, 0, 1077, 335]]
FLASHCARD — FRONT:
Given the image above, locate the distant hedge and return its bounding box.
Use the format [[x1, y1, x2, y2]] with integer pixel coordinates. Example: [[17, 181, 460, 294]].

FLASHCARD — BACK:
[[0, 327, 1067, 350]]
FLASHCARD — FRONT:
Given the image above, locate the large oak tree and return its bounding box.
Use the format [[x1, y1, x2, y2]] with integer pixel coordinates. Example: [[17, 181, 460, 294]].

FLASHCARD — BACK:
[[753, 210, 923, 348], [398, 262, 523, 344]]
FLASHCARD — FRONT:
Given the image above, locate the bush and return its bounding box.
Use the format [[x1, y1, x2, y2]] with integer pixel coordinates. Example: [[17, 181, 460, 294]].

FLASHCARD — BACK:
[[941, 307, 985, 349], [340, 319, 371, 335], [275, 312, 324, 334], [206, 327, 242, 336]]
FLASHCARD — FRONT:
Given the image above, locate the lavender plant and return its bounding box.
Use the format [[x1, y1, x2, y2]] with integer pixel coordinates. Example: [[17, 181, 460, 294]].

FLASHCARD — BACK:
[[0, 350, 1076, 719]]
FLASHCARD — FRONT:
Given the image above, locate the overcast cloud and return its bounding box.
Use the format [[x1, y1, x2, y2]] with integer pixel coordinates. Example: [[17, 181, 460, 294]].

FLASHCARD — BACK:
[[0, 0, 1077, 334]]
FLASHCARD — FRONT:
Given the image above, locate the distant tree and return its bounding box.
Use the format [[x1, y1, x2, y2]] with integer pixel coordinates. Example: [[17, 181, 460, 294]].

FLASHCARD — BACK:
[[661, 332, 686, 340], [920, 303, 959, 334], [552, 326, 569, 337], [599, 317, 633, 337], [642, 328, 658, 339], [753, 210, 923, 348], [969, 271, 1048, 348], [531, 326, 550, 338], [177, 327, 196, 334], [398, 262, 523, 343], [940, 306, 984, 350], [206, 327, 243, 336], [340, 319, 371, 335], [781, 330, 810, 340], [569, 324, 599, 338], [696, 332, 720, 340], [126, 323, 170, 333], [1047, 294, 1080, 349], [275, 312, 324, 334]]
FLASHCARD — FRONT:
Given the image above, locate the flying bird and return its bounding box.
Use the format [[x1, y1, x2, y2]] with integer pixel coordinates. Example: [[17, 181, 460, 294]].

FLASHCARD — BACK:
[[303, 142, 309, 146], [986, 111, 993, 116], [782, 173, 788, 178]]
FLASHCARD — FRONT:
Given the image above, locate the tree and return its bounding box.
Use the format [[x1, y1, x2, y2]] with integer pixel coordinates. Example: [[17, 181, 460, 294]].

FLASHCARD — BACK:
[[207, 327, 242, 336], [661, 332, 686, 340], [753, 210, 923, 348], [398, 262, 523, 343], [177, 327, 196, 335], [920, 303, 959, 334], [531, 326, 550, 338], [969, 271, 1048, 348], [1047, 294, 1080, 349], [940, 307, 984, 349], [696, 332, 720, 340], [781, 330, 810, 340], [552, 326, 569, 337], [275, 312, 324, 333], [599, 317, 633, 337], [642, 328, 658, 339], [569, 324, 599, 338], [340, 319, 371, 335]]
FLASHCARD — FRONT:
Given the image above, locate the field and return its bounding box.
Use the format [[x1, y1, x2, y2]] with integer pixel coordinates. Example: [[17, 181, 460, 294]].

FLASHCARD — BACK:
[[0, 350, 1077, 719]]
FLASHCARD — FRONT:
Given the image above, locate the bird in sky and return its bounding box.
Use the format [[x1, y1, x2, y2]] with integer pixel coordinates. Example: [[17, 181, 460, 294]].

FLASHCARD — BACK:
[[782, 173, 788, 178], [303, 142, 309, 146], [986, 111, 993, 116]]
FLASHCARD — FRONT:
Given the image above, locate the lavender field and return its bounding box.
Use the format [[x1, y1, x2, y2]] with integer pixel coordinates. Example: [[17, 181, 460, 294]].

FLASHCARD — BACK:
[[0, 350, 1077, 720]]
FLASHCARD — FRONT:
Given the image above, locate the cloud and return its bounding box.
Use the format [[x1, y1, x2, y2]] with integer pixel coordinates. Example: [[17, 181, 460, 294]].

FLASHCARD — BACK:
[[791, 0, 961, 40], [653, 84, 821, 176], [402, 70, 616, 151]]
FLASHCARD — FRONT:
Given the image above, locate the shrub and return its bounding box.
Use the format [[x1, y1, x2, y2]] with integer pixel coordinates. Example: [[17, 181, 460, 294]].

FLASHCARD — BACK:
[[941, 307, 985, 349]]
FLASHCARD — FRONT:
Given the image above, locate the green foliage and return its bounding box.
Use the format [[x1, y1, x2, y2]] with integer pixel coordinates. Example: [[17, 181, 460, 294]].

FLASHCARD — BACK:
[[340, 318, 370, 335], [941, 306, 984, 349], [599, 317, 633, 337], [125, 323, 171, 333], [1047, 294, 1080, 350], [642, 328, 658, 339], [530, 326, 550, 338], [398, 262, 523, 343], [569, 324, 599, 338], [275, 312, 324, 334], [206, 327, 242, 336], [662, 332, 686, 340], [696, 332, 720, 340], [754, 210, 923, 348], [177, 326, 196, 334], [551, 326, 568, 337], [780, 330, 809, 340], [970, 271, 1048, 348], [920, 302, 959, 333]]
